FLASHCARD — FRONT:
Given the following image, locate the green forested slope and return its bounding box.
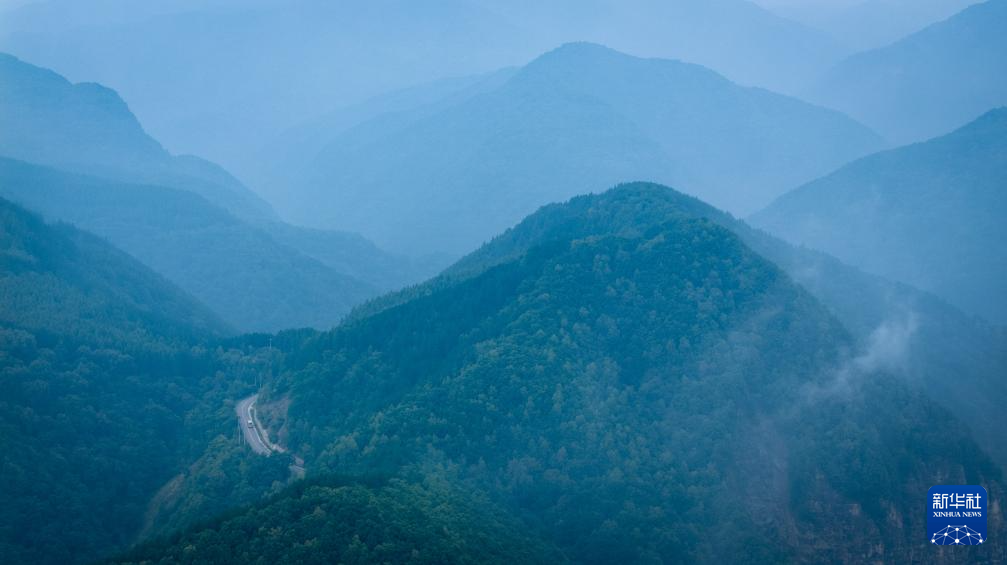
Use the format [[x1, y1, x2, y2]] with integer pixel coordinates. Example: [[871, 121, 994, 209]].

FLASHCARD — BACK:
[[358, 182, 1007, 468], [244, 185, 1006, 563], [0, 197, 281, 564], [110, 476, 565, 565]]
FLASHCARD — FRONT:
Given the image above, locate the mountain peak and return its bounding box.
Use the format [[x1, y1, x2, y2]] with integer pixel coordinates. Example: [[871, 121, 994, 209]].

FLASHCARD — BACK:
[[538, 41, 621, 60], [0, 50, 166, 166], [521, 41, 708, 79]]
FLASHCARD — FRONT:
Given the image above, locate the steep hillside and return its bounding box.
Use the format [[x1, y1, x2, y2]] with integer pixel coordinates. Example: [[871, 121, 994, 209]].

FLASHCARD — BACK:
[[0, 157, 376, 332], [254, 185, 1004, 563], [110, 476, 565, 565], [808, 0, 1007, 143], [752, 108, 1007, 323], [0, 52, 275, 220], [0, 196, 273, 565], [355, 183, 1007, 469], [283, 43, 881, 255]]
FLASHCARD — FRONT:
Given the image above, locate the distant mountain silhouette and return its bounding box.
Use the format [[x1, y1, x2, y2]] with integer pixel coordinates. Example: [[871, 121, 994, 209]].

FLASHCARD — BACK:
[[248, 67, 518, 199], [0, 157, 380, 332], [0, 195, 227, 343], [755, 0, 981, 52], [0, 52, 275, 220], [807, 0, 1007, 144], [475, 0, 847, 93], [0, 0, 536, 172], [820, 0, 981, 51], [280, 43, 881, 255], [0, 54, 436, 330], [753, 108, 1007, 324], [0, 0, 846, 174]]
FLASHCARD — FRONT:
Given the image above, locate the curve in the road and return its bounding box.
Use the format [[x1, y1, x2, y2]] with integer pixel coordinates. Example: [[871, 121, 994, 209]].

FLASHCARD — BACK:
[[236, 394, 272, 455]]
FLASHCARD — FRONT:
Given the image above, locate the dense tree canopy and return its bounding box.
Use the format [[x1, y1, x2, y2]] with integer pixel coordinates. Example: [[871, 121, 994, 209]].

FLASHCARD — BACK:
[[253, 185, 1006, 563]]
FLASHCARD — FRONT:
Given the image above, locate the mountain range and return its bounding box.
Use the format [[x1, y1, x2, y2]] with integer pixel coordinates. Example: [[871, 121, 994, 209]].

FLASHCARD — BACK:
[[807, 0, 1007, 144], [2, 4, 1004, 564], [0, 53, 432, 331], [274, 42, 881, 255], [755, 0, 981, 51], [235, 184, 1005, 563], [0, 52, 273, 220], [4, 181, 1005, 564], [752, 108, 1007, 325], [0, 0, 850, 174]]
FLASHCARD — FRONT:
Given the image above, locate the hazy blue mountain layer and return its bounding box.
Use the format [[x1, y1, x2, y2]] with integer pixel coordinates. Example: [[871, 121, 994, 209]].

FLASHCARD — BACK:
[[0, 158, 376, 332], [247, 67, 518, 199], [281, 42, 881, 255], [0, 196, 226, 344], [473, 0, 846, 94], [0, 52, 275, 221], [0, 54, 435, 330], [807, 0, 1007, 144], [258, 221, 448, 293], [0, 0, 537, 172], [245, 184, 1005, 563], [754, 0, 981, 52], [0, 0, 846, 172], [815, 0, 981, 51], [752, 108, 1007, 324]]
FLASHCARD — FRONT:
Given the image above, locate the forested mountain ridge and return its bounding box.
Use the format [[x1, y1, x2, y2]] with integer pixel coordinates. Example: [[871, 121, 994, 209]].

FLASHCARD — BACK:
[[248, 184, 1005, 563], [351, 182, 1007, 468], [752, 107, 1007, 324], [279, 42, 882, 255], [0, 51, 275, 221]]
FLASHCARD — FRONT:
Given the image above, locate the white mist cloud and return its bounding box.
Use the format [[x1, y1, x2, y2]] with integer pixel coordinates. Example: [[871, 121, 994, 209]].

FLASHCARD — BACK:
[[802, 310, 920, 402], [851, 311, 919, 374]]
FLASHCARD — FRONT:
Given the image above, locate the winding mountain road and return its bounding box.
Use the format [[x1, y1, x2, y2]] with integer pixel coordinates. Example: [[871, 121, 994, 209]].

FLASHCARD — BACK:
[[236, 394, 306, 477], [236, 394, 273, 455]]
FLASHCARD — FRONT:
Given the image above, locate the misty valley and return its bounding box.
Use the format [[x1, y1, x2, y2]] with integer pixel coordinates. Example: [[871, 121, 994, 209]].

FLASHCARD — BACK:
[[0, 1, 1005, 564]]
